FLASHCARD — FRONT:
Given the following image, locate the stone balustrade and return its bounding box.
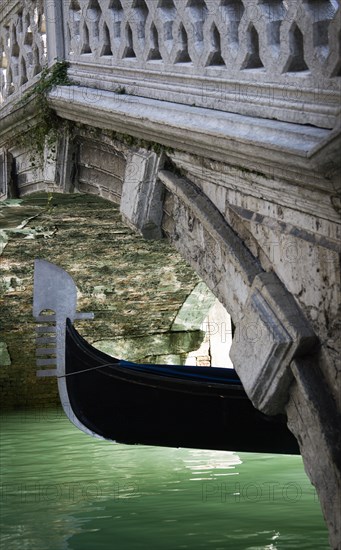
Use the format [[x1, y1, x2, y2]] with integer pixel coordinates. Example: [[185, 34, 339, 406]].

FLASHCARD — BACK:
[[1, 0, 340, 127], [0, 0, 47, 105]]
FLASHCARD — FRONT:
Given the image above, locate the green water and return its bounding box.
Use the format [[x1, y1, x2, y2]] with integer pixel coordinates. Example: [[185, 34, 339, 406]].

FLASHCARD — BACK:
[[0, 410, 329, 550]]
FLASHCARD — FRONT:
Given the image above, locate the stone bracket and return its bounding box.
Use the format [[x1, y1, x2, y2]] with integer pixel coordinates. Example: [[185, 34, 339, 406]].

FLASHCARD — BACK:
[[120, 150, 164, 240], [0, 149, 13, 199], [56, 134, 78, 193], [230, 272, 318, 415]]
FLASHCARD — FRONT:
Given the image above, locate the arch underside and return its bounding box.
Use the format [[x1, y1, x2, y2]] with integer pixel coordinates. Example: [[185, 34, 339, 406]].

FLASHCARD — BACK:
[[2, 125, 341, 547]]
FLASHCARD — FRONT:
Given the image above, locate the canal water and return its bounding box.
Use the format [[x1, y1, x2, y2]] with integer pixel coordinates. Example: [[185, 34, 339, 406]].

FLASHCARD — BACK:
[[1, 410, 329, 550]]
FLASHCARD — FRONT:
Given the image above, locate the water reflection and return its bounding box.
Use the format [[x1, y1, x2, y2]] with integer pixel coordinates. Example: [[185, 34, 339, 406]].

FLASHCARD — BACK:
[[0, 410, 329, 550], [183, 449, 241, 482]]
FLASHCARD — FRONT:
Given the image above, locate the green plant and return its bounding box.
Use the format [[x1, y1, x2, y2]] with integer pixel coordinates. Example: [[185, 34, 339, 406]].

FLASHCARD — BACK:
[[111, 131, 174, 155], [18, 61, 73, 165]]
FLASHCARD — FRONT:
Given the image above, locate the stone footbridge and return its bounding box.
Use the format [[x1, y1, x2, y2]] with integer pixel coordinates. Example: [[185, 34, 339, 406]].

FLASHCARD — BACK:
[[1, 1, 340, 547]]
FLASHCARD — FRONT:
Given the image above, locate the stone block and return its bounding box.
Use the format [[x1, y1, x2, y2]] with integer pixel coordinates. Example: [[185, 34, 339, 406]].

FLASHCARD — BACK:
[[0, 341, 11, 366], [120, 151, 164, 239], [0, 149, 13, 199], [230, 272, 318, 414]]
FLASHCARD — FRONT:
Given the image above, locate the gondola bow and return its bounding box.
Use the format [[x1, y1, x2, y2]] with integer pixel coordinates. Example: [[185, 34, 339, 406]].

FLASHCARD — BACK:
[[33, 260, 299, 454]]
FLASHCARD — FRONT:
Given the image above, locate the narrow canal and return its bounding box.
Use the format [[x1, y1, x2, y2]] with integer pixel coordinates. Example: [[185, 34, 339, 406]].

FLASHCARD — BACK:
[[1, 410, 329, 550]]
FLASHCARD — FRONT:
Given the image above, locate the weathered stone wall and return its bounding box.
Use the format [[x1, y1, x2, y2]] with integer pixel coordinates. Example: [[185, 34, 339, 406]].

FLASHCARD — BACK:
[[0, 192, 203, 409], [168, 151, 340, 410], [3, 128, 341, 548], [158, 158, 340, 549], [1, 0, 340, 543]]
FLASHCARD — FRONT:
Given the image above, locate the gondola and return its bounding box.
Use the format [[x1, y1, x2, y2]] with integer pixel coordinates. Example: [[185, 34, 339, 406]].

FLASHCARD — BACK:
[[33, 260, 300, 454]]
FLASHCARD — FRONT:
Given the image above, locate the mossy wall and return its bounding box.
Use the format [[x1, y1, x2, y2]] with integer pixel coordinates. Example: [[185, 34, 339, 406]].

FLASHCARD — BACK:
[[0, 193, 202, 409]]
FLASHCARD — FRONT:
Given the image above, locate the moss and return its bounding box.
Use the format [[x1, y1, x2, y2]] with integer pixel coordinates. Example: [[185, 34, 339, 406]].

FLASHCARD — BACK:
[[111, 130, 174, 155], [236, 165, 270, 180], [115, 86, 126, 94], [15, 61, 74, 166], [20, 61, 72, 104], [1, 192, 201, 406], [163, 157, 187, 178]]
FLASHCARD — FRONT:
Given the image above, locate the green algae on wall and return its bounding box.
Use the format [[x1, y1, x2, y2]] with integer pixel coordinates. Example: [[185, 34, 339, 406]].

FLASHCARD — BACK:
[[0, 341, 11, 366], [0, 193, 202, 409]]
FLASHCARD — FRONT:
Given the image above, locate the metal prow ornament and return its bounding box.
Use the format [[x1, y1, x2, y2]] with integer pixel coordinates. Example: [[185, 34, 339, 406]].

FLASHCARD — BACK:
[[33, 259, 98, 438], [33, 259, 94, 377]]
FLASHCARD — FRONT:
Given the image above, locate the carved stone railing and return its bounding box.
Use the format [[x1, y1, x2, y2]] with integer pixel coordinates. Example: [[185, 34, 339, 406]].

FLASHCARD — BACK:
[[0, 0, 47, 105], [62, 0, 341, 128], [1, 0, 341, 128]]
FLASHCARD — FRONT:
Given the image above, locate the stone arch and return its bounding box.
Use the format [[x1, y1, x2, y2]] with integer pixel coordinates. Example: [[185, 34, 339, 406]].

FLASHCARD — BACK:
[[0, 191, 212, 404], [155, 168, 318, 415], [116, 143, 318, 415], [2, 133, 318, 416], [159, 169, 261, 321], [2, 131, 340, 546]]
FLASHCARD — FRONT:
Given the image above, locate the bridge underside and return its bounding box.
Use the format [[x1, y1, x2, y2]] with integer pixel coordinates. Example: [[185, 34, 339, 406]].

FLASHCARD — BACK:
[[1, 96, 340, 545], [1, 0, 341, 544]]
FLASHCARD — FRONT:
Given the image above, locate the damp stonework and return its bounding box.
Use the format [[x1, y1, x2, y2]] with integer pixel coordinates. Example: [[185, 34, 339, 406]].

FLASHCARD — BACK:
[[0, 192, 202, 408]]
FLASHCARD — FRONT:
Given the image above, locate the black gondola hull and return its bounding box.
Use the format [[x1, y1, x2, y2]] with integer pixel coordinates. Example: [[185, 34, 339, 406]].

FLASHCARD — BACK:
[[65, 320, 299, 454]]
